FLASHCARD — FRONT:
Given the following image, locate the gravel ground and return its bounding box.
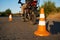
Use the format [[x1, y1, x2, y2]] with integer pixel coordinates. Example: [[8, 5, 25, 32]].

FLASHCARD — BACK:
[[0, 17, 60, 40]]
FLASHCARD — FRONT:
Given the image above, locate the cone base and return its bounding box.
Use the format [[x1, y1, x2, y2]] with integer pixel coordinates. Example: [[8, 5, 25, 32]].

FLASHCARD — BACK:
[[34, 30, 50, 36], [9, 18, 12, 22]]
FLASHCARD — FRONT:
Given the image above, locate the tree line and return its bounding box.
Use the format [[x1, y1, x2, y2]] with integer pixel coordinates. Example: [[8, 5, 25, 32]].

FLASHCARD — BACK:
[[0, 9, 12, 16], [40, 1, 60, 17]]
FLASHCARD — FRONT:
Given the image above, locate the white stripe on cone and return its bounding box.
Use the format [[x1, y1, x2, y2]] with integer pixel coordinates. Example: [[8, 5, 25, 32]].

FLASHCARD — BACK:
[[9, 15, 12, 18], [40, 14, 45, 18], [39, 21, 45, 25]]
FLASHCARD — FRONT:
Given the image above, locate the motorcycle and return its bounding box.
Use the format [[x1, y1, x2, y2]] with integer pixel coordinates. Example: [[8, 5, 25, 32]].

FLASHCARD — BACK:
[[18, 0, 39, 24]]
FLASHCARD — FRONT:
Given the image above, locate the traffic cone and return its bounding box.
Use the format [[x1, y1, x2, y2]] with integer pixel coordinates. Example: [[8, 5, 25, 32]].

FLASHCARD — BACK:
[[9, 14, 12, 22], [34, 8, 50, 36]]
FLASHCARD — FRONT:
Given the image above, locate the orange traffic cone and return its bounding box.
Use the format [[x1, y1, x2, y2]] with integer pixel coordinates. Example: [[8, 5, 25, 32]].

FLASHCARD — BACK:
[[34, 8, 50, 36], [9, 14, 12, 22]]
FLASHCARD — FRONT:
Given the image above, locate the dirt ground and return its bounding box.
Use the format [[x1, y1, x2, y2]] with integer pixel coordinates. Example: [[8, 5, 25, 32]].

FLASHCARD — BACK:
[[0, 17, 60, 40]]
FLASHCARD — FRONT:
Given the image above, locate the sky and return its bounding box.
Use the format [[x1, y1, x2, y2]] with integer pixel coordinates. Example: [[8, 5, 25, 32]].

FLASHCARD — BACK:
[[0, 0, 60, 13]]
